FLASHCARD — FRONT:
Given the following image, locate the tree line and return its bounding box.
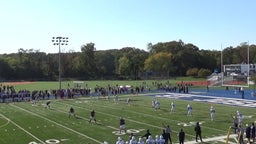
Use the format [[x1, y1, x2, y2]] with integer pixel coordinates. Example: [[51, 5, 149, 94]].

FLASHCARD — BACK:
[[0, 40, 255, 80]]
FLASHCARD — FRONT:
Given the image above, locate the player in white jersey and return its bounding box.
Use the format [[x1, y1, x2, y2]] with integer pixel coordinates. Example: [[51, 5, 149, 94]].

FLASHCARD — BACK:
[[159, 135, 165, 144], [170, 102, 175, 113], [129, 136, 137, 144], [237, 110, 243, 125], [151, 99, 155, 109], [106, 94, 110, 101], [146, 135, 154, 144], [210, 106, 215, 121], [114, 95, 119, 103], [116, 137, 124, 144], [45, 100, 51, 109], [137, 137, 145, 144], [155, 135, 160, 144], [154, 100, 160, 110], [187, 104, 192, 116], [126, 97, 131, 105]]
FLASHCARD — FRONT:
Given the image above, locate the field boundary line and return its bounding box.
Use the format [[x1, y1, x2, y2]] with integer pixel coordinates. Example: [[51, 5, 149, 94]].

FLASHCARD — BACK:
[[10, 104, 102, 144], [182, 134, 237, 144], [0, 113, 46, 144]]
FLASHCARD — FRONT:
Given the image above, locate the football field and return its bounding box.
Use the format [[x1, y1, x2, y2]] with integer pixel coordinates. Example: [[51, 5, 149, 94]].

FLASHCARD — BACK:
[[0, 92, 255, 144]]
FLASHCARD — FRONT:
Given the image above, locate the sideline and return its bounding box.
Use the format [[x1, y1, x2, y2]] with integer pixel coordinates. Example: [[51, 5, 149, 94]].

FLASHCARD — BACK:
[[183, 134, 237, 144], [10, 104, 102, 144], [0, 113, 46, 144]]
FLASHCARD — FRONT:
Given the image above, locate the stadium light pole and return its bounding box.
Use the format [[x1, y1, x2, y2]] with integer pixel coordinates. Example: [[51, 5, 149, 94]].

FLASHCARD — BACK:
[[221, 44, 223, 86], [52, 36, 69, 90], [247, 41, 250, 87]]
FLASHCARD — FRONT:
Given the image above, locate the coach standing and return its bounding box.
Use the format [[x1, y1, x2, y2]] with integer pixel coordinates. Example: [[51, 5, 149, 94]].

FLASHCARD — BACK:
[[194, 122, 203, 142], [178, 128, 185, 144], [165, 125, 172, 144]]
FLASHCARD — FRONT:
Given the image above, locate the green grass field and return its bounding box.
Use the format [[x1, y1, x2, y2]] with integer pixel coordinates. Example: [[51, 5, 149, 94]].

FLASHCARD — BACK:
[[0, 92, 255, 144], [1, 78, 255, 144]]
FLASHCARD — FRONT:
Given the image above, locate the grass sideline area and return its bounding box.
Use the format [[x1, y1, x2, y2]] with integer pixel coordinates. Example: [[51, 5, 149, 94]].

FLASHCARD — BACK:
[[1, 77, 208, 92], [0, 92, 255, 144]]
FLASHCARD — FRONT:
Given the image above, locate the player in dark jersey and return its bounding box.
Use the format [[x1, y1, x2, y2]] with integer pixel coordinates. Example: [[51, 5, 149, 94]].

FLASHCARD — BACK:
[[142, 129, 151, 139], [89, 110, 96, 124], [119, 117, 126, 134], [69, 107, 76, 118]]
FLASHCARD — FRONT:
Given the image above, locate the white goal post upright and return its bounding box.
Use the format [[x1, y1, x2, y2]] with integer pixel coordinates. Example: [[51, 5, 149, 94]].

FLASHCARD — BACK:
[[225, 126, 232, 144], [221, 44, 223, 87], [73, 81, 85, 89], [247, 41, 250, 87], [221, 42, 250, 88]]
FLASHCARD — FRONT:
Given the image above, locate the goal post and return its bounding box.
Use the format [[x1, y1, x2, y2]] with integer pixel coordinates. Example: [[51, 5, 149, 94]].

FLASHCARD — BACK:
[[225, 126, 232, 144], [221, 42, 250, 88], [221, 71, 249, 88], [73, 81, 85, 89]]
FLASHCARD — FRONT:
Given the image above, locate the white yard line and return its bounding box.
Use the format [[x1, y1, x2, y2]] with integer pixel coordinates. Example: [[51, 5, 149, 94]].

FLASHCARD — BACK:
[[89, 100, 226, 133], [10, 104, 102, 144], [53, 107, 120, 131], [57, 96, 241, 143], [57, 101, 239, 144], [0, 113, 46, 144], [58, 99, 226, 135], [56, 101, 197, 137]]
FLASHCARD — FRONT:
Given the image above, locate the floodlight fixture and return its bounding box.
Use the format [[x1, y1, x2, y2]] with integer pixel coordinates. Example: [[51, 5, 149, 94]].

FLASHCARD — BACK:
[[52, 36, 69, 90]]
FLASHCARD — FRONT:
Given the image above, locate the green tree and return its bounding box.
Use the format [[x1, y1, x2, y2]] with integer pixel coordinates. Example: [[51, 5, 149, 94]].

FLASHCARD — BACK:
[[95, 50, 116, 78], [118, 56, 130, 76], [61, 52, 81, 78], [80, 43, 97, 79], [173, 44, 201, 75], [0, 57, 13, 79], [118, 47, 148, 79], [251, 73, 256, 83], [222, 47, 234, 65], [147, 42, 153, 54], [186, 68, 199, 77], [198, 68, 212, 77], [144, 52, 172, 77]]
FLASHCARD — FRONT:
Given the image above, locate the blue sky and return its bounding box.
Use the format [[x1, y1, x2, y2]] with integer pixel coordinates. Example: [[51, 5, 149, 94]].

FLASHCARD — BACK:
[[0, 0, 255, 54]]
